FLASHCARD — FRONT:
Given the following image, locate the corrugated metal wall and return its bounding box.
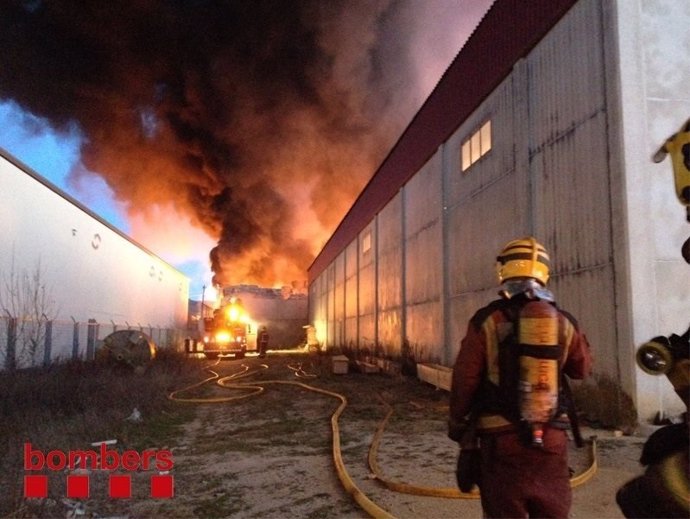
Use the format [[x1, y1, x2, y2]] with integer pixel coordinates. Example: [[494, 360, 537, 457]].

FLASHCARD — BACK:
[[357, 224, 376, 352], [333, 253, 345, 349], [445, 68, 531, 365], [308, 0, 690, 421], [344, 241, 358, 348], [310, 0, 620, 391], [376, 193, 403, 358], [405, 153, 444, 363], [528, 0, 619, 380]]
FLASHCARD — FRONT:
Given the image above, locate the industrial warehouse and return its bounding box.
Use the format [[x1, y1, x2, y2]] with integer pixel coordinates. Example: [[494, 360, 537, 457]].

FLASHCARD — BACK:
[[0, 148, 190, 365], [307, 0, 690, 423], [2, 0, 688, 517]]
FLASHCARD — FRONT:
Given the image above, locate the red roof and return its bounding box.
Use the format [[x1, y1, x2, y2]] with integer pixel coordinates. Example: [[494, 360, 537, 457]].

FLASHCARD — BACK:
[[308, 0, 578, 282]]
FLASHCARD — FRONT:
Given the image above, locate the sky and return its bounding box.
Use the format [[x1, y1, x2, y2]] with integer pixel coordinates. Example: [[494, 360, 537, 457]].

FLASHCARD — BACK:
[[0, 0, 493, 301]]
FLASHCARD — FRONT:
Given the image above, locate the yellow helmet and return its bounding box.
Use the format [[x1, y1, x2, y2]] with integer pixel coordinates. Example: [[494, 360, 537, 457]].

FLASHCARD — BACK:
[[496, 237, 550, 285]]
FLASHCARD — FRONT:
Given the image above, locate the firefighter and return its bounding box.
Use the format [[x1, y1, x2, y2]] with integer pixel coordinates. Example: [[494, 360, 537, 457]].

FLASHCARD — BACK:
[[257, 325, 269, 358], [615, 120, 690, 518], [448, 237, 593, 518]]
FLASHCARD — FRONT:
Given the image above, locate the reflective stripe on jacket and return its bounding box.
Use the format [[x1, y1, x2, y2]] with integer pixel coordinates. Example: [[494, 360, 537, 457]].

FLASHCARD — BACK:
[[449, 297, 592, 434]]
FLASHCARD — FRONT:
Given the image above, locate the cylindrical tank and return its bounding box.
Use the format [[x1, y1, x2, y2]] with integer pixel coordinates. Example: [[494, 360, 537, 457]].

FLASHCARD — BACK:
[[518, 300, 560, 446]]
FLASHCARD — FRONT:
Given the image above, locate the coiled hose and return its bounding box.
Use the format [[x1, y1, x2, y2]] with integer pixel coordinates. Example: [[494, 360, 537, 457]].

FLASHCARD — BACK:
[[169, 359, 597, 518], [367, 395, 598, 498], [169, 360, 396, 518]]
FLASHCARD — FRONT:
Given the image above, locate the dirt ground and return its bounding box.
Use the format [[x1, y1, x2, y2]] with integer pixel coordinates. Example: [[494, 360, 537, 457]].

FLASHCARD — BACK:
[[78, 351, 647, 519]]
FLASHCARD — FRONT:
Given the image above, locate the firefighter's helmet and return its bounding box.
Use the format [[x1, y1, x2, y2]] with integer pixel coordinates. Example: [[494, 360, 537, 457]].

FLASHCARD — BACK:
[[496, 237, 550, 285]]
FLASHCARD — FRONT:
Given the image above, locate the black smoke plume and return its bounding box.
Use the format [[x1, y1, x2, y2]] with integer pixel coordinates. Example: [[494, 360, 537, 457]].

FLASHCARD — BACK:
[[0, 0, 489, 287]]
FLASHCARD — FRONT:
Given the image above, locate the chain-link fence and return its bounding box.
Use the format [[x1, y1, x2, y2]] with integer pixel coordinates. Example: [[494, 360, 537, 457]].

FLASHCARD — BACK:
[[0, 314, 188, 370]]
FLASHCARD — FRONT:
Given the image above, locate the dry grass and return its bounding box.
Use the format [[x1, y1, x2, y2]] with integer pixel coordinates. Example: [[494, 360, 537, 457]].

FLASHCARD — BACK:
[[0, 349, 203, 518], [0, 351, 637, 519]]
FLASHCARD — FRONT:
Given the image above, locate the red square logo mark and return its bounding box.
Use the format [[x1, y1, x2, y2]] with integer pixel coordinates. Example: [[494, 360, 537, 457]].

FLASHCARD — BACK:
[[67, 475, 89, 499], [150, 474, 174, 499], [24, 475, 48, 498], [109, 474, 132, 498]]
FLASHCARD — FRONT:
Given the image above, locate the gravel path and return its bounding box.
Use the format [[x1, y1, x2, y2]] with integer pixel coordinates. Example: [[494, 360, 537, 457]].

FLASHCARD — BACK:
[[121, 352, 646, 519]]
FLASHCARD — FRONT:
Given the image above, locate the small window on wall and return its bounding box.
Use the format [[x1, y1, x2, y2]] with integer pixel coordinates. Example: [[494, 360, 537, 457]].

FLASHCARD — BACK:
[[362, 231, 372, 253], [461, 119, 492, 172]]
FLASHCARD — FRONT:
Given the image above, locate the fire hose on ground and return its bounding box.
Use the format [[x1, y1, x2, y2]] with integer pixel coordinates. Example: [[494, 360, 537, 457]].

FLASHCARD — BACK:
[[168, 359, 598, 519], [368, 395, 598, 498], [169, 360, 396, 518]]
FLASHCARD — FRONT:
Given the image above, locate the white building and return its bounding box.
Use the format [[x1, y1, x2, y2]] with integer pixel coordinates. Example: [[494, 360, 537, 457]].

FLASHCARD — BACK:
[[0, 148, 189, 366], [308, 0, 690, 423]]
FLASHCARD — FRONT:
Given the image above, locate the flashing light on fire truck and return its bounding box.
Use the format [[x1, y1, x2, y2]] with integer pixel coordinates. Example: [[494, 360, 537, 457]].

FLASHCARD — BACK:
[[201, 297, 251, 359]]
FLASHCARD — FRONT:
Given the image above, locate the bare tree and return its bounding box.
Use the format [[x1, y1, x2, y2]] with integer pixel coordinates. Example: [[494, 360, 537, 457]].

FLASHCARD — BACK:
[[0, 254, 57, 368]]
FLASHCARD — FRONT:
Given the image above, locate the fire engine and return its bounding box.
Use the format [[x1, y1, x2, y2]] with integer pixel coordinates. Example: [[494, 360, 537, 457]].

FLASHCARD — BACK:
[[202, 297, 250, 359]]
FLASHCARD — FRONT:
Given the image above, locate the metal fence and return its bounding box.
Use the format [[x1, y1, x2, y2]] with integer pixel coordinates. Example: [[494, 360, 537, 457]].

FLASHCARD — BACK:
[[0, 314, 188, 370]]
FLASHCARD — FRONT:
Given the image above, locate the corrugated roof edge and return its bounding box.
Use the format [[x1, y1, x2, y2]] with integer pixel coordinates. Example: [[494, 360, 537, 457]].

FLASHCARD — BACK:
[[421, 0, 494, 107], [0, 146, 190, 281], [307, 0, 578, 283]]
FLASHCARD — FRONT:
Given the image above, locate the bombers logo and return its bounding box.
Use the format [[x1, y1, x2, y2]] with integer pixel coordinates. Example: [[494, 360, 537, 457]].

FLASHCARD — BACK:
[[23, 442, 174, 499]]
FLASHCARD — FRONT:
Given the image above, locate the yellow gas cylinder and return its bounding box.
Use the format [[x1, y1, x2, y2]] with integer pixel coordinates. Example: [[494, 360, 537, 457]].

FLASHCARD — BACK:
[[518, 300, 561, 446]]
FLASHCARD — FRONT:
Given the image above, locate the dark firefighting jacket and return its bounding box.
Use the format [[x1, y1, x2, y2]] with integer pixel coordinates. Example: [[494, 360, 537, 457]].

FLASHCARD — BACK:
[[449, 296, 593, 437]]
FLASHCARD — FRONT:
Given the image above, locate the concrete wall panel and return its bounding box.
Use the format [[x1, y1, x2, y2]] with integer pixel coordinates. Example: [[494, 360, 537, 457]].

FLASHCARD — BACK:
[[0, 152, 189, 338]]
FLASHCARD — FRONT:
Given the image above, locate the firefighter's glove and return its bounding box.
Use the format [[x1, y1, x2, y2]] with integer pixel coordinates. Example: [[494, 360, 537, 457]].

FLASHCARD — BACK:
[[448, 417, 471, 443]]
